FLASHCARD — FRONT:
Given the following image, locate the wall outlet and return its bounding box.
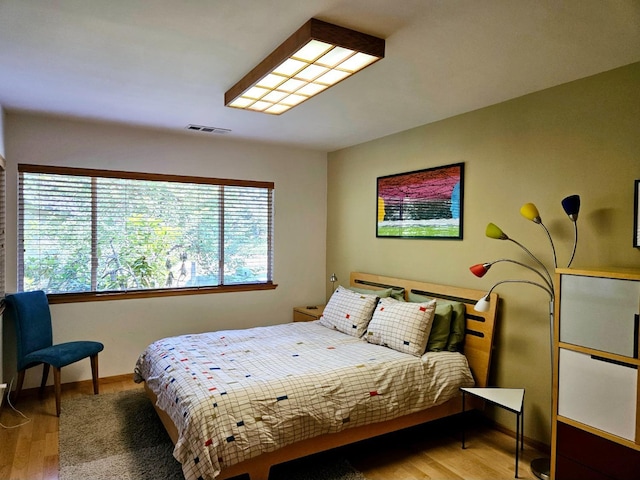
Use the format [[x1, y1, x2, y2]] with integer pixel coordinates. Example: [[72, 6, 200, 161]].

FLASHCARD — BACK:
[[0, 383, 7, 390]]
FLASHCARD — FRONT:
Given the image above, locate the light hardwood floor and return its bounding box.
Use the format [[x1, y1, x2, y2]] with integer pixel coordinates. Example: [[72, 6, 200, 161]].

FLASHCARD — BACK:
[[0, 374, 547, 480]]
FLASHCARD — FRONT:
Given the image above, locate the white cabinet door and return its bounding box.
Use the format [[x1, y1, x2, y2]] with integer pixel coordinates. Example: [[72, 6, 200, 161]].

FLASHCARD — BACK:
[[558, 348, 637, 441], [559, 275, 640, 357]]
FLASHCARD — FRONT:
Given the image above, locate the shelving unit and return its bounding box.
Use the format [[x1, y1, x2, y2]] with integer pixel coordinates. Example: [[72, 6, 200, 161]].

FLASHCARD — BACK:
[[551, 268, 640, 479]]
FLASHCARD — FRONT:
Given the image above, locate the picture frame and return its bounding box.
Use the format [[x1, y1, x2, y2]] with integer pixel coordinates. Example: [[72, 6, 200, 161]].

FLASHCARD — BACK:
[[376, 162, 464, 239], [634, 179, 640, 248]]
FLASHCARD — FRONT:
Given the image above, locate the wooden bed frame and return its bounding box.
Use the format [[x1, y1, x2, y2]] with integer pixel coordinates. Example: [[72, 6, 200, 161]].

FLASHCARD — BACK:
[[144, 272, 498, 480]]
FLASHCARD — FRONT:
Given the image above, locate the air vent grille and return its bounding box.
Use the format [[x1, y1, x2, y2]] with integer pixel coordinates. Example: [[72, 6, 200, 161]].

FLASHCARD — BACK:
[[186, 124, 231, 134]]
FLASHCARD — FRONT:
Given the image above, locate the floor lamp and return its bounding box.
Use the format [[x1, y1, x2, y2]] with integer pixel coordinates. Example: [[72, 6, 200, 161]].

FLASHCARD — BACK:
[[470, 195, 580, 480]]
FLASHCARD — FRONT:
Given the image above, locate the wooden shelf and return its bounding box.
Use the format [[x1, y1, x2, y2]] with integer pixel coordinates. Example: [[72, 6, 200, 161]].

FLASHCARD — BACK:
[[557, 341, 640, 367]]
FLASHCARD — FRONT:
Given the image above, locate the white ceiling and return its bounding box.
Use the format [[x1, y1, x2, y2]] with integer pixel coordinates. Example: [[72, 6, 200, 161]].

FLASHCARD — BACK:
[[1, 0, 639, 152]]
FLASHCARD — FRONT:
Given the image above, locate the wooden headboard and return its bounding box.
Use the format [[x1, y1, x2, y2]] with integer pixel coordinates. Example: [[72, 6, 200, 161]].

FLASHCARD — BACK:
[[350, 272, 498, 388]]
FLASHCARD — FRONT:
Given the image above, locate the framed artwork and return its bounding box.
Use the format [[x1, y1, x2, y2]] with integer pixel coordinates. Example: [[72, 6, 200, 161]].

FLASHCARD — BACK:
[[376, 162, 464, 239], [634, 179, 640, 247]]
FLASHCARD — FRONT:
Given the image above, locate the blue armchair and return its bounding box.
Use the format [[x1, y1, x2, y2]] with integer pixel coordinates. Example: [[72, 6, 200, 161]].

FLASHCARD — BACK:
[[4, 290, 104, 416]]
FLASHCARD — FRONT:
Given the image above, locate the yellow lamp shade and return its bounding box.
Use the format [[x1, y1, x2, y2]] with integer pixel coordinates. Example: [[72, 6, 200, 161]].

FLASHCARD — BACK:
[[485, 223, 508, 240], [520, 203, 541, 223]]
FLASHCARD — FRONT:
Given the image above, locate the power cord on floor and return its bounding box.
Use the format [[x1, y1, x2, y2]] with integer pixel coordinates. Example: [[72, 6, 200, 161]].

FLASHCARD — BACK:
[[0, 377, 32, 429]]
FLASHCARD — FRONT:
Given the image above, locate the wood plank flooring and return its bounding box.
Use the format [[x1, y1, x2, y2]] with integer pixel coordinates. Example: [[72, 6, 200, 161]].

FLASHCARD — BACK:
[[0, 374, 547, 479]]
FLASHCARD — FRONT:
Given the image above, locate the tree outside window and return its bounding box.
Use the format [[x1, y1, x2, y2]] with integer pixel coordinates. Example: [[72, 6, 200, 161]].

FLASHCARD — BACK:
[[18, 165, 274, 301]]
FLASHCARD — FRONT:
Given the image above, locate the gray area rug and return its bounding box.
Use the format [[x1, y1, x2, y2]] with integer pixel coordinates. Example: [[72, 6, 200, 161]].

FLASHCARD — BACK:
[[59, 388, 368, 480]]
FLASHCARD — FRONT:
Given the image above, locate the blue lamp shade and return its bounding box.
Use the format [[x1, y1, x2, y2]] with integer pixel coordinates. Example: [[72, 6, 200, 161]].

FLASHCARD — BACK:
[[561, 195, 581, 221]]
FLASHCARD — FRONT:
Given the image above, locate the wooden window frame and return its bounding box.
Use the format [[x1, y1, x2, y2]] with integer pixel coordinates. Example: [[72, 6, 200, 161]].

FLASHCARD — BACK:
[[18, 164, 276, 304]]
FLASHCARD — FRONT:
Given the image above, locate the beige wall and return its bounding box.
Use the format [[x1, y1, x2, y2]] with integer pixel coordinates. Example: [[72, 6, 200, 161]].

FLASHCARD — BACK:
[[3, 113, 328, 389], [327, 62, 640, 445]]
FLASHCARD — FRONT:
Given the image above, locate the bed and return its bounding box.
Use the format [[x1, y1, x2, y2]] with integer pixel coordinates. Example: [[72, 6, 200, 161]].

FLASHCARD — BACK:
[[134, 272, 498, 480]]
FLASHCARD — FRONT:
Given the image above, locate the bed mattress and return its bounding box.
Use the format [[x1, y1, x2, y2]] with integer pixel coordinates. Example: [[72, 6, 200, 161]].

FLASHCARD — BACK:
[[134, 321, 474, 480]]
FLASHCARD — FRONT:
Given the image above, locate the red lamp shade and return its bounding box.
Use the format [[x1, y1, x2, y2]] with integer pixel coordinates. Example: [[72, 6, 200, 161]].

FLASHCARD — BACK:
[[470, 263, 489, 277]]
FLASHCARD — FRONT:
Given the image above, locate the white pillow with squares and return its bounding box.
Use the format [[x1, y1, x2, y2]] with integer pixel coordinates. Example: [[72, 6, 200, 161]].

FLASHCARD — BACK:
[[318, 286, 379, 337], [365, 297, 437, 356]]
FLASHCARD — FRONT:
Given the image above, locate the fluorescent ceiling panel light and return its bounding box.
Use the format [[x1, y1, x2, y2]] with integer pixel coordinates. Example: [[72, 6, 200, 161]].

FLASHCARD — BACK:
[[224, 18, 385, 115]]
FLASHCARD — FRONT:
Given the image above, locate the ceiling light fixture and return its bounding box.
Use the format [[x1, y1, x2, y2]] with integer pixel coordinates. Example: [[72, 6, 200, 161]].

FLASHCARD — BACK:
[[224, 18, 385, 115]]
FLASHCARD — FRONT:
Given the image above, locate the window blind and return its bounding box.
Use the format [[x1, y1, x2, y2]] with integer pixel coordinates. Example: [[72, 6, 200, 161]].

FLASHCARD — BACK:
[[18, 164, 274, 297]]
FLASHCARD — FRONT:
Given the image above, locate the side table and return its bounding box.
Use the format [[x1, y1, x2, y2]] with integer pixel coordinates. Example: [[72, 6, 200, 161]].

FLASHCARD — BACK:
[[461, 387, 525, 478], [293, 305, 325, 322]]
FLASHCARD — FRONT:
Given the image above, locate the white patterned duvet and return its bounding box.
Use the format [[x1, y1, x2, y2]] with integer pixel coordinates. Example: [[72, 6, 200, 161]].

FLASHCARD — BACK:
[[134, 321, 474, 480]]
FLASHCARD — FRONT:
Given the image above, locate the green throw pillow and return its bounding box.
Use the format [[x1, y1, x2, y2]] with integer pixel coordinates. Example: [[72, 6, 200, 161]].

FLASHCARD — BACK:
[[444, 301, 466, 352], [408, 292, 466, 352], [348, 286, 393, 298], [390, 288, 406, 301], [426, 303, 453, 351], [349, 286, 405, 300]]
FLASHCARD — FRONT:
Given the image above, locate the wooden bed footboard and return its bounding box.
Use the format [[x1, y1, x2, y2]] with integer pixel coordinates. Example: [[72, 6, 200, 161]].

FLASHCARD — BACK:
[[144, 272, 498, 480], [145, 382, 482, 480]]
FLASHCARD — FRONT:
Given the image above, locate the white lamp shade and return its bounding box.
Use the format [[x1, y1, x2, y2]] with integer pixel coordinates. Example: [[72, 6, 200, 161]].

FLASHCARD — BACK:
[[474, 295, 491, 312]]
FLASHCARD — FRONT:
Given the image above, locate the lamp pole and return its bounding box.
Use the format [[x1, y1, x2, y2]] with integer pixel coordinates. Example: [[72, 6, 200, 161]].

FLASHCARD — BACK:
[[471, 195, 580, 480]]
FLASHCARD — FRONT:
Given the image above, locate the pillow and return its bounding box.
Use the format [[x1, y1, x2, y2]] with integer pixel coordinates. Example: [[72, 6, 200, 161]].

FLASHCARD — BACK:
[[365, 297, 437, 356], [426, 303, 453, 352], [444, 300, 466, 351], [348, 286, 394, 298], [318, 286, 378, 337], [349, 286, 406, 301], [408, 292, 466, 352], [390, 288, 406, 301]]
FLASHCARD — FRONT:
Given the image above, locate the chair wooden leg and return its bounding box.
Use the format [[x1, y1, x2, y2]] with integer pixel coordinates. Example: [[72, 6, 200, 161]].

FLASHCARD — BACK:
[[40, 364, 50, 397], [53, 367, 62, 417], [13, 369, 26, 405], [90, 354, 100, 395]]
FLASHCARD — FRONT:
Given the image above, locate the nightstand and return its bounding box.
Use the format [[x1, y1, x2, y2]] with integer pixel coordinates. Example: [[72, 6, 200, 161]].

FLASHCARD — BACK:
[[293, 305, 325, 322], [461, 387, 525, 478]]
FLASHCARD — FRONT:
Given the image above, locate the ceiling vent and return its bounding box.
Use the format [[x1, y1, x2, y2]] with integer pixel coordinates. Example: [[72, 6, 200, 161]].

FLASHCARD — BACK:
[[186, 124, 231, 134]]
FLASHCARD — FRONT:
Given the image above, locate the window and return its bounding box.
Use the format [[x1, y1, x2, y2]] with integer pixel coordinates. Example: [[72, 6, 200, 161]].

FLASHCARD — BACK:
[[18, 165, 275, 301]]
